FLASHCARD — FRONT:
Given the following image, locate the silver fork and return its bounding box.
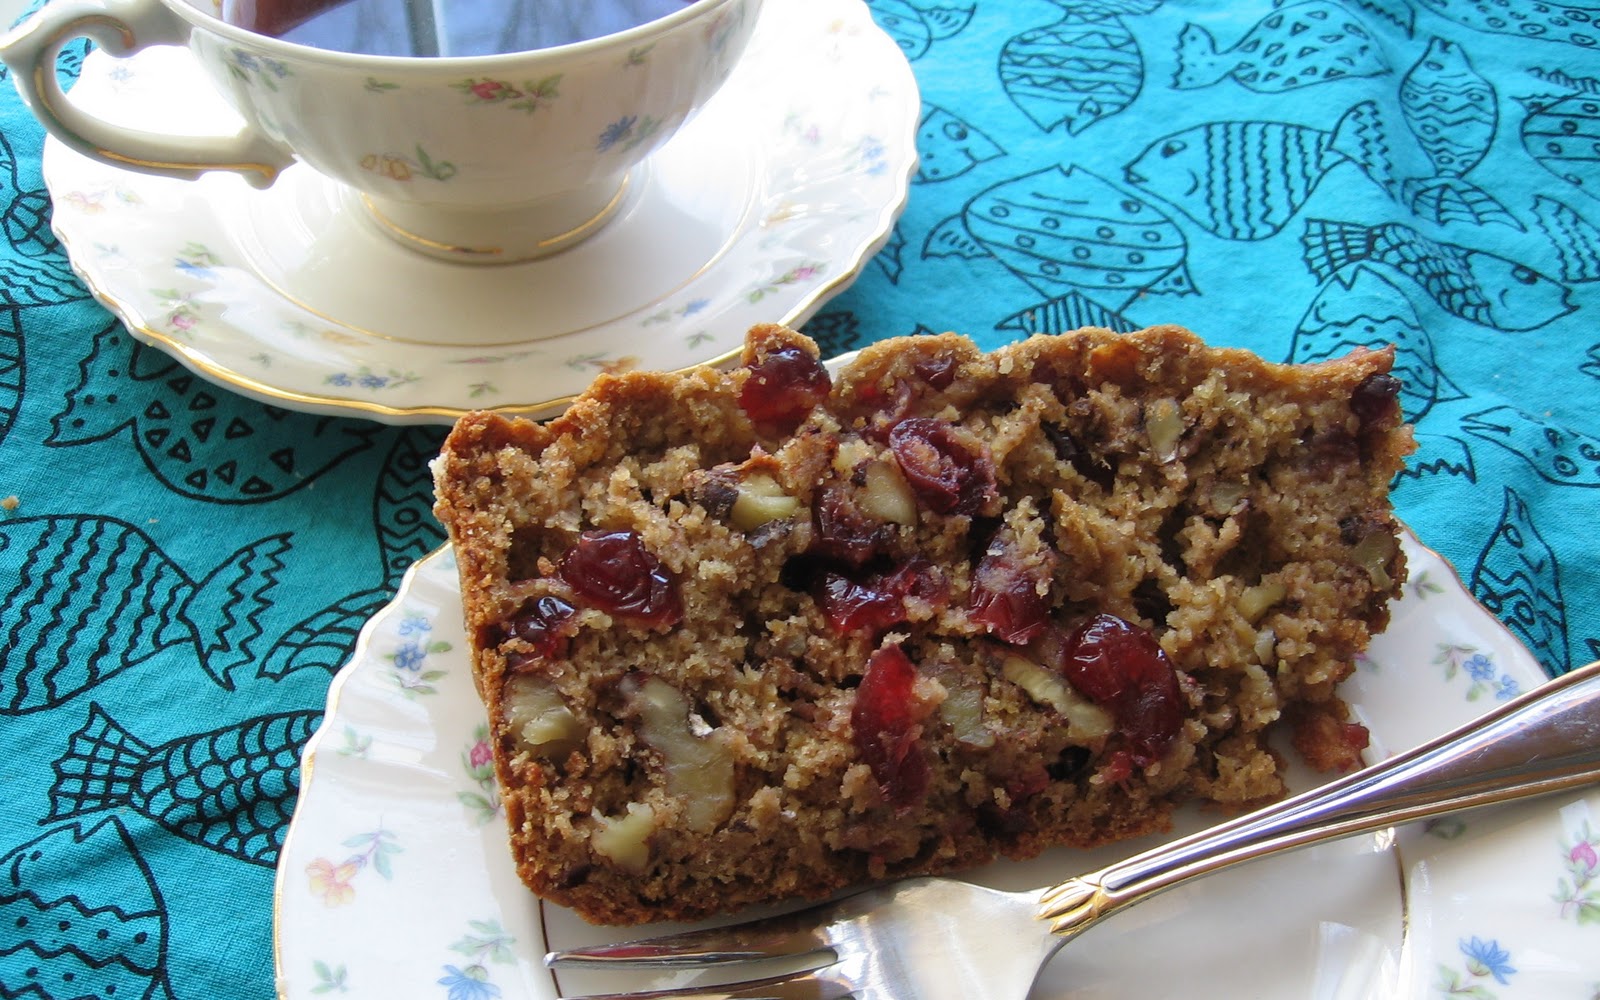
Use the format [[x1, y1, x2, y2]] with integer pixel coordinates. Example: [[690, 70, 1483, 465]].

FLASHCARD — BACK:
[[547, 659, 1600, 1000]]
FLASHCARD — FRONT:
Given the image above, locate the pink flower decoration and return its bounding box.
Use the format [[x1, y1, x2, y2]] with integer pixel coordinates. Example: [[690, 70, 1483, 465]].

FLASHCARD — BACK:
[[469, 739, 493, 770], [1571, 840, 1598, 872]]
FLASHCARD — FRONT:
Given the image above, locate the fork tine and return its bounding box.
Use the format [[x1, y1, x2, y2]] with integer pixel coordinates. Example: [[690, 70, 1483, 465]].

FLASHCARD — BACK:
[[555, 966, 854, 1000], [546, 904, 842, 968]]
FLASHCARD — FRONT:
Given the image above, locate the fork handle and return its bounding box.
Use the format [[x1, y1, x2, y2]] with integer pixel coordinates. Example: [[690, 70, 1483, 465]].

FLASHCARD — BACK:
[[1038, 658, 1600, 937]]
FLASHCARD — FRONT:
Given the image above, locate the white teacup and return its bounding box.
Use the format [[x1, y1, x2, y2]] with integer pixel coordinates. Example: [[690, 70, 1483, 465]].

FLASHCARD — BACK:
[[1, 0, 762, 262]]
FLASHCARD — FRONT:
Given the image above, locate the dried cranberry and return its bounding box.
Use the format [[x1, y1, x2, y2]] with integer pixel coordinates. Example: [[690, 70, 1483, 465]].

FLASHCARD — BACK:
[[817, 558, 943, 635], [812, 483, 893, 567], [739, 344, 831, 428], [851, 645, 929, 810], [888, 418, 996, 516], [557, 529, 682, 629], [913, 352, 959, 390], [968, 537, 1056, 645], [1039, 613, 1183, 766], [1350, 372, 1401, 429], [503, 595, 578, 663]]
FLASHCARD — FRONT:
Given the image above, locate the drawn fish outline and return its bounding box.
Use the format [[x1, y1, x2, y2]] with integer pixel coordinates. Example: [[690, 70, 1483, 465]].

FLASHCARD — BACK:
[[0, 514, 291, 711], [48, 703, 319, 866], [1300, 217, 1575, 330], [925, 164, 1198, 331], [1397, 37, 1518, 229], [1462, 404, 1600, 486], [1125, 100, 1394, 241], [1175, 0, 1391, 92], [0, 818, 170, 1000]]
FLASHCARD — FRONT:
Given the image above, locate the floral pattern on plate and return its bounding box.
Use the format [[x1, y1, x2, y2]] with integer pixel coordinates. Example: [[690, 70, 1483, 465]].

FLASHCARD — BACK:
[[44, 0, 917, 425], [274, 525, 1595, 999]]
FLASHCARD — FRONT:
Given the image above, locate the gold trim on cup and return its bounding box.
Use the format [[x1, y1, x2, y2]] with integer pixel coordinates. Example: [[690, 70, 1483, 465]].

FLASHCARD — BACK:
[[360, 175, 633, 263]]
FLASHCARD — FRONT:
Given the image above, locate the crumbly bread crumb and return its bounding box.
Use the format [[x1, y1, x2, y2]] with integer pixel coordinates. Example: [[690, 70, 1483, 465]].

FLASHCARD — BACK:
[[432, 324, 1413, 925]]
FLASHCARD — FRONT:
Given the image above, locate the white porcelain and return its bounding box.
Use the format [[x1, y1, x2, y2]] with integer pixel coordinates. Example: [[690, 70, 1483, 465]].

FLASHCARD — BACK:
[[40, 0, 918, 423], [274, 526, 1596, 999], [2, 0, 761, 261]]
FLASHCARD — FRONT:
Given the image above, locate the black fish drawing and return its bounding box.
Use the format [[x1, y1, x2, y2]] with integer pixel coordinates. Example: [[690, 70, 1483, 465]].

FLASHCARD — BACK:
[[1398, 37, 1518, 229], [1532, 195, 1600, 282], [1286, 264, 1466, 421], [997, 290, 1138, 336], [925, 165, 1196, 310], [261, 426, 447, 681], [0, 130, 89, 307], [1529, 66, 1600, 93], [0, 306, 19, 448], [48, 704, 319, 866], [1174, 0, 1391, 92], [1300, 218, 1575, 330], [1472, 487, 1570, 673], [1463, 405, 1600, 486], [1000, 0, 1161, 135], [1124, 101, 1392, 240], [0, 515, 291, 711], [864, 0, 974, 60], [1400, 431, 1478, 481], [0, 818, 170, 1000], [915, 104, 1004, 183], [48, 323, 379, 503], [1415, 0, 1600, 47], [1520, 92, 1600, 193]]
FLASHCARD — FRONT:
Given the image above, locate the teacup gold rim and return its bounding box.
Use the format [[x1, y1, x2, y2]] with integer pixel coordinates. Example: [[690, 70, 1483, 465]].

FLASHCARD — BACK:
[[176, 0, 752, 70]]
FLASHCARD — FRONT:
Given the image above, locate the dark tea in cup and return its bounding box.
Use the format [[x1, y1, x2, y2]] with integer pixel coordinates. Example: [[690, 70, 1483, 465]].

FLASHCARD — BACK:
[[218, 0, 694, 57]]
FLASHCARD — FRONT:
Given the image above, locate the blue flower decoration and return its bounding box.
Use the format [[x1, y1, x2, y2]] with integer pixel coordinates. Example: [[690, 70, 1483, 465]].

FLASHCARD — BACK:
[[1494, 674, 1521, 701], [598, 116, 637, 152], [438, 965, 500, 1000], [398, 615, 432, 637], [326, 373, 354, 387], [1463, 653, 1495, 681], [682, 297, 711, 316], [392, 640, 427, 672], [1461, 936, 1516, 985]]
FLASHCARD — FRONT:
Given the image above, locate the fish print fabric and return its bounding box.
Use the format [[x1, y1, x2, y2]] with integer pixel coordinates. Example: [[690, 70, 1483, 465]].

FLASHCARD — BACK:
[[0, 1, 1597, 998]]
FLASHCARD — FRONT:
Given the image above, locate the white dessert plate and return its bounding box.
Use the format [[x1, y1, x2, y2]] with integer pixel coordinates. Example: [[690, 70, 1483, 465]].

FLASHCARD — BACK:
[[273, 530, 1598, 1000], [43, 0, 917, 424]]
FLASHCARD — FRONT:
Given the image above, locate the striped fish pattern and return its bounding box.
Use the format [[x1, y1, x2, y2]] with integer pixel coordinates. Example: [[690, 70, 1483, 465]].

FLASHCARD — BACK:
[[1397, 37, 1517, 227], [1534, 195, 1600, 282], [0, 515, 291, 710], [1000, 0, 1160, 134], [47, 704, 318, 866], [1124, 101, 1393, 240]]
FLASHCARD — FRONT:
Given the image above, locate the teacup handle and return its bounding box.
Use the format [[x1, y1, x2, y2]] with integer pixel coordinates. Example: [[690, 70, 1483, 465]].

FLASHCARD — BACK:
[[0, 0, 294, 187]]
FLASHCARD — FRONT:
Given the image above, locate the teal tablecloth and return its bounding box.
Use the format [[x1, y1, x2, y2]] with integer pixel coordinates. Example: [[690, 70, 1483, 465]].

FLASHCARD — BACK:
[[1, 1, 1596, 998]]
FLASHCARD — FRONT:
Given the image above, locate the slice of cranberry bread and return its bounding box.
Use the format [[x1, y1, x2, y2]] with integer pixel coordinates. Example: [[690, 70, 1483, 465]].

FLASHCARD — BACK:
[[431, 323, 1413, 926]]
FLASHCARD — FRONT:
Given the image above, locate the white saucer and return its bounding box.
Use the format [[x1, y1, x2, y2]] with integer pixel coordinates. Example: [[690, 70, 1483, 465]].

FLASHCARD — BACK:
[[42, 0, 918, 424]]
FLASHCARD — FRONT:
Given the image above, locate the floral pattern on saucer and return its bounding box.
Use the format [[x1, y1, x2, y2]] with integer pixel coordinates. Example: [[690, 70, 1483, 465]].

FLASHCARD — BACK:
[[44, 0, 918, 424], [273, 526, 1594, 1000]]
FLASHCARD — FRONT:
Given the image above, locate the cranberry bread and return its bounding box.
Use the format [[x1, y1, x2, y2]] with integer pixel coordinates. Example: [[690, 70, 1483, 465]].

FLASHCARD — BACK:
[[431, 323, 1413, 925]]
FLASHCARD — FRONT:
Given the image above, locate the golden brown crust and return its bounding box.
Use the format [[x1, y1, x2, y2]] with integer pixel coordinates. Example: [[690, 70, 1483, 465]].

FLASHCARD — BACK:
[[432, 323, 1413, 925]]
